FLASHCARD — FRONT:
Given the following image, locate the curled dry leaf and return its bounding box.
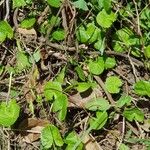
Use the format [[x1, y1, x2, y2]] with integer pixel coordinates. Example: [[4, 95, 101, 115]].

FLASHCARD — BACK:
[[18, 118, 50, 143], [17, 28, 37, 35]]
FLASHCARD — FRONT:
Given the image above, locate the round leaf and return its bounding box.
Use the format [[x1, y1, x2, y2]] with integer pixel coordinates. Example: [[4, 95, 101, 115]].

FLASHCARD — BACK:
[[47, 0, 61, 8], [105, 76, 122, 93], [105, 57, 116, 69], [20, 18, 36, 29], [134, 80, 150, 97], [52, 30, 65, 41], [85, 98, 110, 111], [144, 45, 150, 59], [88, 57, 104, 75], [41, 125, 53, 149], [0, 100, 20, 127], [123, 108, 144, 122], [96, 9, 116, 28]]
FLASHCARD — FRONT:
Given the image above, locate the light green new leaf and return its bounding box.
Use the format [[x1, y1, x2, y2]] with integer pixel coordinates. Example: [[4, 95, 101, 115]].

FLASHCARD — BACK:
[[123, 108, 144, 122], [76, 82, 92, 92], [33, 50, 41, 62], [44, 81, 62, 101], [52, 93, 68, 121], [20, 18, 36, 29], [144, 45, 150, 59], [76, 23, 100, 44], [88, 57, 105, 75], [114, 28, 133, 44], [105, 57, 116, 69], [119, 143, 130, 150], [73, 0, 88, 11], [0, 32, 6, 42], [52, 30, 65, 41], [112, 27, 135, 52], [13, 0, 26, 8], [0, 100, 20, 127], [55, 67, 66, 84], [41, 124, 63, 149], [116, 94, 132, 108], [75, 66, 85, 81], [86, 23, 100, 44], [89, 111, 108, 130], [51, 125, 64, 146], [47, 0, 61, 8], [105, 76, 122, 94], [134, 80, 150, 97], [85, 98, 110, 111], [94, 38, 105, 52], [65, 131, 83, 150], [0, 21, 13, 42], [16, 51, 31, 72], [76, 26, 89, 43], [96, 9, 116, 28]]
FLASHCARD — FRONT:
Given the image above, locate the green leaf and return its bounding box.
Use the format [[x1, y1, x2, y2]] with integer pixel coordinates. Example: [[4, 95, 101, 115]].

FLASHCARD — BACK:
[[41, 124, 63, 149], [20, 18, 36, 29], [112, 27, 135, 52], [49, 16, 61, 27], [0, 21, 13, 42], [89, 111, 108, 130], [85, 98, 110, 111], [119, 143, 130, 150], [16, 51, 31, 72], [75, 66, 85, 81], [13, 0, 26, 8], [116, 94, 132, 108], [86, 23, 100, 44], [47, 0, 61, 8], [114, 28, 134, 44], [131, 48, 142, 58], [51, 124, 64, 146], [112, 41, 124, 52], [0, 32, 6, 43], [73, 0, 88, 11], [52, 93, 68, 121], [55, 67, 66, 84], [94, 38, 105, 52], [0, 100, 20, 127], [33, 50, 41, 62], [123, 108, 144, 122], [44, 81, 62, 101], [77, 23, 101, 44], [65, 131, 83, 150], [102, 0, 111, 12], [76, 26, 89, 43], [105, 76, 122, 94], [52, 30, 65, 41], [105, 57, 116, 69], [88, 57, 105, 75], [134, 80, 150, 97], [96, 9, 116, 28], [76, 82, 92, 92], [144, 45, 150, 59]]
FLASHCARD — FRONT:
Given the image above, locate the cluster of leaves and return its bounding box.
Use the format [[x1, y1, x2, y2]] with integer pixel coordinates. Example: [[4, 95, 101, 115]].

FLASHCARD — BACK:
[[1, 0, 150, 149]]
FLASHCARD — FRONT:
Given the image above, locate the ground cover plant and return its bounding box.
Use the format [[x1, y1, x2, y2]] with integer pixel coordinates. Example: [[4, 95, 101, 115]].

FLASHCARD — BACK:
[[0, 0, 150, 149]]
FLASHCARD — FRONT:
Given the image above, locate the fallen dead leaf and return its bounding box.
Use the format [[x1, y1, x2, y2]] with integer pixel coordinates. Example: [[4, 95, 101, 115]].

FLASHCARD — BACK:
[[69, 85, 103, 108], [18, 118, 50, 143]]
